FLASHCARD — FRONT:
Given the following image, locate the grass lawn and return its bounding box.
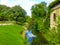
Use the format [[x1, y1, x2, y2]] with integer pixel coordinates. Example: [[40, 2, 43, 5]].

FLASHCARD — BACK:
[[0, 25, 25, 45]]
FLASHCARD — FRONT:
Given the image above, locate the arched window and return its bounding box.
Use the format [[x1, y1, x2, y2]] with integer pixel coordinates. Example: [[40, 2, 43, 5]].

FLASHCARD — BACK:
[[53, 13, 56, 21]]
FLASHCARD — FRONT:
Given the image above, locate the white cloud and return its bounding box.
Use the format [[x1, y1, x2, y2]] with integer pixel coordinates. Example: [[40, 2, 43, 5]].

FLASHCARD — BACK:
[[0, 0, 21, 7], [0, 0, 9, 6], [45, 0, 54, 6], [19, 0, 38, 16]]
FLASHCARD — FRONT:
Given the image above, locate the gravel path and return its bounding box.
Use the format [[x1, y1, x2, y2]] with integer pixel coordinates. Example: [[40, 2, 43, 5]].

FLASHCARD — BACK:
[[0, 23, 13, 25]]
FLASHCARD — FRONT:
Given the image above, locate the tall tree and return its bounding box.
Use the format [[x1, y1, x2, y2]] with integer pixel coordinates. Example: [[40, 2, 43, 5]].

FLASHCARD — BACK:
[[31, 2, 49, 45]]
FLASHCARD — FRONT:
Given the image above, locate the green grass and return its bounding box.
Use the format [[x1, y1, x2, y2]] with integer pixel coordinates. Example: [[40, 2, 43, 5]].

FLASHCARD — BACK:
[[0, 25, 25, 45]]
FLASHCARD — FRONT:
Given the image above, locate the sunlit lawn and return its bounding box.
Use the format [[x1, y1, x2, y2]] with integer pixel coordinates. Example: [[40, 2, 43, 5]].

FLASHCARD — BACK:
[[0, 25, 25, 45]]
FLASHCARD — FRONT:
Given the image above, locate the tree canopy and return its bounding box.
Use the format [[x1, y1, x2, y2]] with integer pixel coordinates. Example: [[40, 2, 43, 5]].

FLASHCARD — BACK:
[[31, 2, 50, 45], [31, 2, 47, 19], [9, 5, 26, 24], [0, 5, 10, 21], [0, 5, 27, 24]]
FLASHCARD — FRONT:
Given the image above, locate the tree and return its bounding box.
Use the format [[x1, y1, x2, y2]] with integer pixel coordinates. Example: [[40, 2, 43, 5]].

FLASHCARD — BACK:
[[0, 5, 27, 25], [9, 5, 27, 24], [0, 5, 10, 21], [31, 2, 47, 18], [31, 2, 49, 45], [31, 2, 49, 32]]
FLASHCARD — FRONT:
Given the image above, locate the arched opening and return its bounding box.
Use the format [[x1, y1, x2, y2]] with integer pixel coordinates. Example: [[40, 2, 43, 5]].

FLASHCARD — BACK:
[[53, 13, 56, 21]]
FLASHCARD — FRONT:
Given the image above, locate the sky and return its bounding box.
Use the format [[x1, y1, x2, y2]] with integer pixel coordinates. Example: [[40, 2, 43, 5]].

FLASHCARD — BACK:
[[0, 0, 53, 16]]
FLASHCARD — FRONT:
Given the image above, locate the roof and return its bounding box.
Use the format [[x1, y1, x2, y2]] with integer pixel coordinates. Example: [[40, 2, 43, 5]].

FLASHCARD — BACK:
[[49, 0, 60, 9], [52, 4, 60, 10]]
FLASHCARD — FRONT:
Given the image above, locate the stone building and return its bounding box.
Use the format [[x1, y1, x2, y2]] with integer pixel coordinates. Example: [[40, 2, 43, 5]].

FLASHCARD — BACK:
[[50, 4, 60, 30]]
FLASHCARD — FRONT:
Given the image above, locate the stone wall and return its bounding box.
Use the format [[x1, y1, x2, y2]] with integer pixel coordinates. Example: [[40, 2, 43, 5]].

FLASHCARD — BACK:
[[50, 4, 60, 29]]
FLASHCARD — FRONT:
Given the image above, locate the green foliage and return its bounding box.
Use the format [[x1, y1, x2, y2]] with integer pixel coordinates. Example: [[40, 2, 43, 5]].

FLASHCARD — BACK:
[[10, 5, 26, 20], [0, 5, 27, 24], [31, 2, 50, 45], [32, 32, 49, 45], [0, 5, 10, 21], [44, 28, 59, 45], [0, 25, 27, 45], [9, 5, 26, 24], [49, 0, 60, 9], [31, 2, 47, 18], [31, 1, 49, 32], [26, 16, 31, 23]]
